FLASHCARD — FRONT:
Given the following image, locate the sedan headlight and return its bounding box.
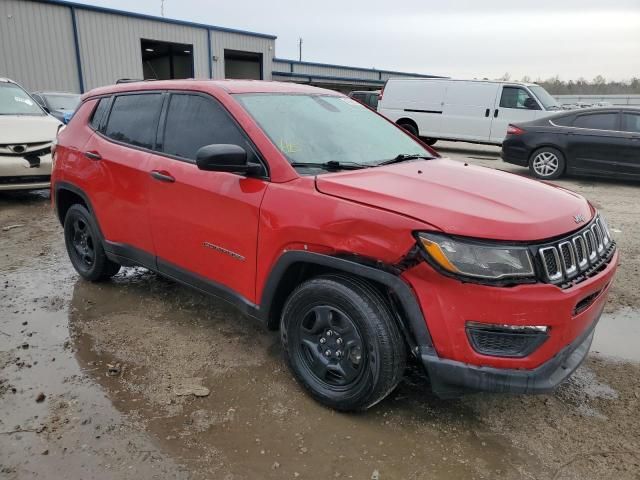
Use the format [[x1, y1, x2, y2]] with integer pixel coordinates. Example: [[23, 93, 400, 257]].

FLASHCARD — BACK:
[[417, 232, 535, 281]]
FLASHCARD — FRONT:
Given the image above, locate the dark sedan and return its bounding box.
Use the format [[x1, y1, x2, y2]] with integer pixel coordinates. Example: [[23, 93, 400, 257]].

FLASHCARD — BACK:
[[501, 107, 640, 180]]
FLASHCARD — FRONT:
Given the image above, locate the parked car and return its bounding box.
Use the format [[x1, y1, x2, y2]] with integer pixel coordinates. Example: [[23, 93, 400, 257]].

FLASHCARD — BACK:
[[53, 80, 618, 411], [502, 107, 640, 180], [348, 90, 380, 110], [377, 78, 562, 146], [0, 78, 61, 191], [31, 91, 81, 124]]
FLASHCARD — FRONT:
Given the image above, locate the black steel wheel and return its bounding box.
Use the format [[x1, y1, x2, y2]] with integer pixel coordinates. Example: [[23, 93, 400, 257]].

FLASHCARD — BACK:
[[63, 204, 120, 281], [281, 274, 406, 411]]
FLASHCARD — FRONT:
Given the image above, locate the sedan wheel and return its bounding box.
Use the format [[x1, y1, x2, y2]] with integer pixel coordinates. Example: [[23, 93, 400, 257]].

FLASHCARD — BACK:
[[529, 147, 566, 180]]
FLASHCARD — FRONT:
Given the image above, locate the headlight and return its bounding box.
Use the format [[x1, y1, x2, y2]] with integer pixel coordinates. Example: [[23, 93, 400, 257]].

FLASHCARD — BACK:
[[417, 232, 535, 281]]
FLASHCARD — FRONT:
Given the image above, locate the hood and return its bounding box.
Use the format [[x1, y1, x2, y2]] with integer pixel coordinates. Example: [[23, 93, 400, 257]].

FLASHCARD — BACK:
[[315, 158, 593, 242], [0, 115, 61, 144]]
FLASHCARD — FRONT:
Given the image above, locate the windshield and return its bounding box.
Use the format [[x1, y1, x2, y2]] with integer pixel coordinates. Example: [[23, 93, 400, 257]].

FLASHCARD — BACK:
[[529, 85, 560, 110], [0, 83, 44, 116], [43, 93, 80, 111], [234, 94, 432, 168]]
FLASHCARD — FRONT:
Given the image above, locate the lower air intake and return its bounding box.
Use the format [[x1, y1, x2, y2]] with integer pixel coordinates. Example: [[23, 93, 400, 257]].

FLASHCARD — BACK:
[[466, 322, 549, 358]]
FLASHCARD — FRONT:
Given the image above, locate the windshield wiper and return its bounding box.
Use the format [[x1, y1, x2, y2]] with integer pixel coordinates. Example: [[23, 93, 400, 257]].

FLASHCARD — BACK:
[[376, 153, 433, 166], [289, 160, 370, 171]]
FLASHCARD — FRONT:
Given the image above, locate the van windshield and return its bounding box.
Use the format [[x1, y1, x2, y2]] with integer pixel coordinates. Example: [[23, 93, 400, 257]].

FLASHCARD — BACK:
[[43, 93, 81, 111], [0, 83, 45, 116], [234, 93, 432, 170], [529, 86, 561, 111]]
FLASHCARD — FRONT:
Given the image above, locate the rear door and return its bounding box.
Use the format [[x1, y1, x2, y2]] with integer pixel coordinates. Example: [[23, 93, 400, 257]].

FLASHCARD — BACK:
[[82, 92, 162, 258], [565, 111, 627, 175], [440, 81, 500, 142], [146, 91, 268, 303], [619, 111, 640, 176], [489, 85, 543, 143]]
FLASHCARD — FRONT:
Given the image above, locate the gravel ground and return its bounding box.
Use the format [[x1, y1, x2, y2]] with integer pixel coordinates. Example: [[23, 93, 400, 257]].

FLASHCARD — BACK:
[[1, 145, 639, 479]]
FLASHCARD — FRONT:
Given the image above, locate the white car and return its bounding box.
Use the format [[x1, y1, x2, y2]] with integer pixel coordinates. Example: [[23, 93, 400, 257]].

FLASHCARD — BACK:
[[377, 78, 562, 145], [0, 78, 61, 191]]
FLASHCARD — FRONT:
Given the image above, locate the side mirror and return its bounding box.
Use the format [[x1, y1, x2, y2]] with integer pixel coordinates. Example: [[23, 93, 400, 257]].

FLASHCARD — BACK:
[[196, 144, 259, 175], [524, 98, 540, 110]]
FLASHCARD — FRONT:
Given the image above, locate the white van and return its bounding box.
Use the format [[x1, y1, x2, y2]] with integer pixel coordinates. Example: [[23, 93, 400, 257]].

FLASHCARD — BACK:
[[377, 78, 561, 145]]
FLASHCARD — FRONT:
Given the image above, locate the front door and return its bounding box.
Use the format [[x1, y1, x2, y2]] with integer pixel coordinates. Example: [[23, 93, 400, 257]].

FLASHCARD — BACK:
[[490, 86, 541, 143], [619, 111, 640, 177], [147, 92, 268, 303]]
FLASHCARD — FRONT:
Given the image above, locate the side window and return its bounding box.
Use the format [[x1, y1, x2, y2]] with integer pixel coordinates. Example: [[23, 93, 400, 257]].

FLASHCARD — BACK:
[[32, 94, 44, 107], [104, 93, 163, 149], [366, 94, 378, 109], [351, 93, 366, 104], [573, 113, 618, 131], [162, 93, 259, 163], [499, 87, 539, 110], [89, 97, 110, 130], [622, 113, 640, 133]]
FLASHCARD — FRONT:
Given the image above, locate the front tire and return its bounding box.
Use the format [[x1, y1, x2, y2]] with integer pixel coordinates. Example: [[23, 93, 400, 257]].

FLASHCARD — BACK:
[[63, 204, 120, 282], [421, 137, 438, 146], [281, 274, 406, 411], [529, 147, 566, 180]]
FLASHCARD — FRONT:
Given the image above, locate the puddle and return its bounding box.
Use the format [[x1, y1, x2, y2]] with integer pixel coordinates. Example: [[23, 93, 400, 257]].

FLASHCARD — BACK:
[[592, 308, 640, 362], [67, 268, 543, 479]]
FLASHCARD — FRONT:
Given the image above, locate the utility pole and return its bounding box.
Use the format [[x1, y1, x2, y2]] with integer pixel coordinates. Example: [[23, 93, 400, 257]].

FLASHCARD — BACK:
[[298, 37, 303, 61], [160, 0, 165, 17]]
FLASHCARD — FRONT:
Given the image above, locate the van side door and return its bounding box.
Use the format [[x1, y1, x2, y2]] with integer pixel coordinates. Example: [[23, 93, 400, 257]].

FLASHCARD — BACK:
[[490, 86, 542, 144], [439, 81, 500, 143]]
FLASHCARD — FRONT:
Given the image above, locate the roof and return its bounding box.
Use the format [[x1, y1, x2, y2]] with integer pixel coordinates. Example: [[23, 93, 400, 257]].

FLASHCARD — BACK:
[[82, 79, 342, 99], [34, 0, 277, 39], [273, 58, 441, 79], [386, 77, 537, 86]]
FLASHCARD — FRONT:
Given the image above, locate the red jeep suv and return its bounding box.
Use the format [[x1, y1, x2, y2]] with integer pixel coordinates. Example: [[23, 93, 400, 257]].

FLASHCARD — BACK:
[[52, 80, 618, 410]]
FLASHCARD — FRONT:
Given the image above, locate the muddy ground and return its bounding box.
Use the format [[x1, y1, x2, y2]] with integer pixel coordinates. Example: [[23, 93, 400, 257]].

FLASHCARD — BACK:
[[1, 145, 639, 479]]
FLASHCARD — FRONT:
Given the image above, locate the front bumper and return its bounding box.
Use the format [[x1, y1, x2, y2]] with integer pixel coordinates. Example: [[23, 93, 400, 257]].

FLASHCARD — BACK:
[[0, 153, 52, 191], [401, 247, 618, 397], [421, 311, 598, 398]]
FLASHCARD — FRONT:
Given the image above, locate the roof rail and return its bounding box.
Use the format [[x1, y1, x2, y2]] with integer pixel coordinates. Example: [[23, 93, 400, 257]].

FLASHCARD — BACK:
[[115, 78, 157, 84]]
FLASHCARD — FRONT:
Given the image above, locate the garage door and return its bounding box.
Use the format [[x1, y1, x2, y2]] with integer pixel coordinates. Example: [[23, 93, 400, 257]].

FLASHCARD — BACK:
[[224, 50, 262, 80]]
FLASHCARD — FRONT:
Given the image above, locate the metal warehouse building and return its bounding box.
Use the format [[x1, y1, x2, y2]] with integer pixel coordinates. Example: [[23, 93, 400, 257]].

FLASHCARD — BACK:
[[0, 0, 436, 94]]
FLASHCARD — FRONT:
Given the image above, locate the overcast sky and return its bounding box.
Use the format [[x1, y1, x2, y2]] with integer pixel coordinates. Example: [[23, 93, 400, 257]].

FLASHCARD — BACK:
[[78, 0, 640, 81]]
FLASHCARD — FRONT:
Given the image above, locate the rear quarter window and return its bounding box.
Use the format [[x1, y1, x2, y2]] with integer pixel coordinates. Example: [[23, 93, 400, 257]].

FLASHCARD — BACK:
[[550, 115, 574, 127], [89, 97, 110, 130], [104, 93, 164, 149]]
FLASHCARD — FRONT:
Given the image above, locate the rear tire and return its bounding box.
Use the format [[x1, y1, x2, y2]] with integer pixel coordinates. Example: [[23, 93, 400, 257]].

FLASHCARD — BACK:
[[529, 147, 566, 180], [398, 121, 418, 137], [281, 274, 406, 411], [63, 204, 120, 282], [422, 138, 437, 146]]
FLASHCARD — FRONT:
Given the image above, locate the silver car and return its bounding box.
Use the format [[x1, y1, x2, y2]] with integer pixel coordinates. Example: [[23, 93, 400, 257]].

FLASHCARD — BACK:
[[0, 78, 61, 191]]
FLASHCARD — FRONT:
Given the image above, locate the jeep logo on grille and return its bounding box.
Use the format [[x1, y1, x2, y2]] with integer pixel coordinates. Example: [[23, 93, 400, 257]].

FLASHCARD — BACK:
[[573, 214, 586, 224]]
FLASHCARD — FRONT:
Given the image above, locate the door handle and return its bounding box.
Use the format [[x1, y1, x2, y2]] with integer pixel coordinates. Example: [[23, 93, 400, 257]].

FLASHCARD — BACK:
[[485, 108, 490, 117], [84, 150, 101, 160], [150, 170, 175, 183], [493, 109, 499, 118]]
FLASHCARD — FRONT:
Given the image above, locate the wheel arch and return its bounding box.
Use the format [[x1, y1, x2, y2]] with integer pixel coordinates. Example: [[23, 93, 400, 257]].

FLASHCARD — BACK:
[[54, 182, 105, 239], [395, 117, 419, 131], [528, 143, 567, 166], [258, 251, 434, 356]]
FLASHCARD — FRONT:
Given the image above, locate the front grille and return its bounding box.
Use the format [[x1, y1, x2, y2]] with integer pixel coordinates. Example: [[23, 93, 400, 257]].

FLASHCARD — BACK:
[[466, 323, 549, 357], [0, 175, 50, 185], [536, 215, 615, 287]]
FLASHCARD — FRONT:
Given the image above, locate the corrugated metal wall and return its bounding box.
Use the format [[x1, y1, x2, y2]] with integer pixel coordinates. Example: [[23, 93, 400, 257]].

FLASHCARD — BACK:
[[211, 31, 275, 80], [0, 0, 80, 92], [74, 9, 210, 90]]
